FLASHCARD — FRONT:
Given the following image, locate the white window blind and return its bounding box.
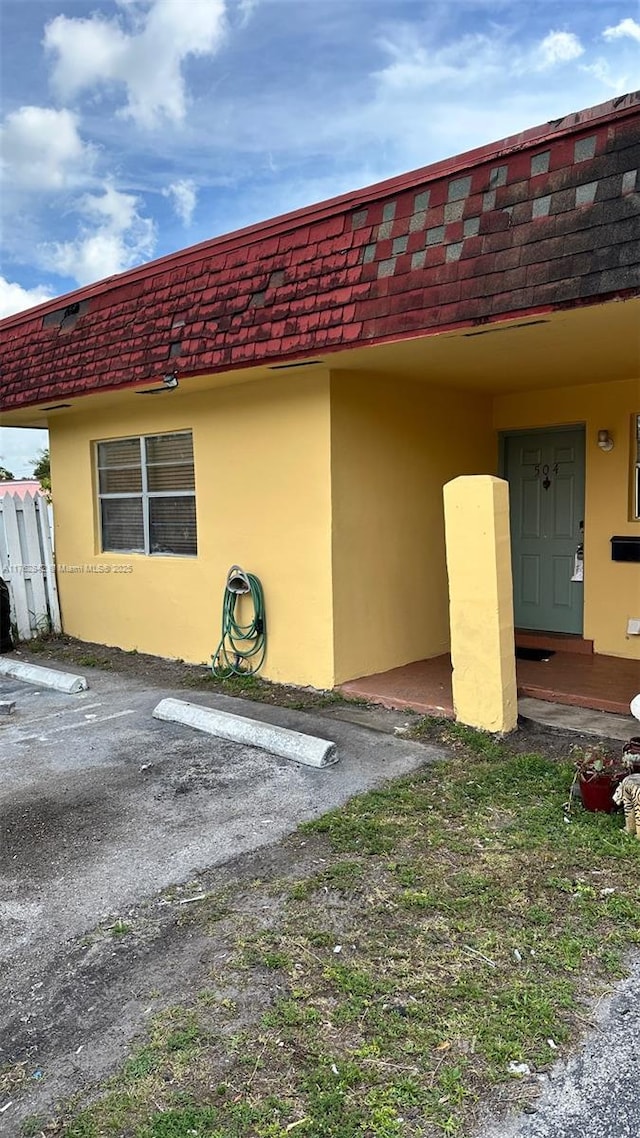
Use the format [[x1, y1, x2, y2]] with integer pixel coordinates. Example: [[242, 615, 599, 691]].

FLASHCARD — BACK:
[[97, 431, 197, 556]]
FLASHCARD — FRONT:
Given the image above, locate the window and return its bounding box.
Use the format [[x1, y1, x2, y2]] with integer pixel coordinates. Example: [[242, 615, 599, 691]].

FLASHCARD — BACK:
[[628, 416, 633, 521], [97, 432, 197, 556]]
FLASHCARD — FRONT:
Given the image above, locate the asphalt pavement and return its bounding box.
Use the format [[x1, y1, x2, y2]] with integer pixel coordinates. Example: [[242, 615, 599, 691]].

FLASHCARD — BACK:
[[0, 663, 437, 1007], [481, 955, 640, 1138]]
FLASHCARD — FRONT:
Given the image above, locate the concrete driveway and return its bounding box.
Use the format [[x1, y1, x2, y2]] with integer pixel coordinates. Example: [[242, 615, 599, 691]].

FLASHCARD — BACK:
[[0, 663, 438, 1129]]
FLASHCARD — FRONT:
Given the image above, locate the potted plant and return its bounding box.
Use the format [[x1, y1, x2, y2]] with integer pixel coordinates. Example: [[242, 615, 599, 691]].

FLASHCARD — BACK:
[[570, 742, 640, 813]]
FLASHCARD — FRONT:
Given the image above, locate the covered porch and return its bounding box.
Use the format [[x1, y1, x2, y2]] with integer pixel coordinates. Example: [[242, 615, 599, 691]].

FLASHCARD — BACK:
[[339, 647, 640, 719], [330, 297, 639, 724], [327, 96, 639, 726]]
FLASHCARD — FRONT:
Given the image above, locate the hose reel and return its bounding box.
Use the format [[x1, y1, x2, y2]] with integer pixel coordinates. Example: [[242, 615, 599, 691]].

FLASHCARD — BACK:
[[226, 565, 251, 595], [211, 565, 266, 678]]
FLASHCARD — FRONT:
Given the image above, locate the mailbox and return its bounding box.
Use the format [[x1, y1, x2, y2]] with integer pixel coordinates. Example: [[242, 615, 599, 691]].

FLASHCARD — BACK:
[[611, 536, 640, 563]]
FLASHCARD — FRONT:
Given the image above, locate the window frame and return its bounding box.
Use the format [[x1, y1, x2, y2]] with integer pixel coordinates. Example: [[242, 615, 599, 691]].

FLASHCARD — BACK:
[[628, 416, 633, 521], [95, 430, 197, 557]]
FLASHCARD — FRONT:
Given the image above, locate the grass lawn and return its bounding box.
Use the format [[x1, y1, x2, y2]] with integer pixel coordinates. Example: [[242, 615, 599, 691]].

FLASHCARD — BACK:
[[35, 720, 640, 1138]]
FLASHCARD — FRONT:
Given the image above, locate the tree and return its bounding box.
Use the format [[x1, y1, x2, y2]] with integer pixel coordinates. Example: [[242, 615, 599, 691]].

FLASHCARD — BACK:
[[0, 466, 14, 481], [31, 448, 51, 493]]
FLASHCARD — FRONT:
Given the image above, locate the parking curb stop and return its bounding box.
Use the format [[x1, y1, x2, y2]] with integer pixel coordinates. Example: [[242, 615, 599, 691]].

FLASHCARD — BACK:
[[0, 658, 88, 694], [152, 697, 338, 767]]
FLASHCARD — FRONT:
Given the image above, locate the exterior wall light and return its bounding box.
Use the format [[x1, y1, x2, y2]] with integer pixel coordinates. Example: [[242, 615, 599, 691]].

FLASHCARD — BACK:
[[597, 429, 614, 452], [136, 371, 180, 395]]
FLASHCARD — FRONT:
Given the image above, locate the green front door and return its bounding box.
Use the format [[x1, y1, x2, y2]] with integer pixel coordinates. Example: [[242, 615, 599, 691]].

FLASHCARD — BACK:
[[504, 428, 585, 634]]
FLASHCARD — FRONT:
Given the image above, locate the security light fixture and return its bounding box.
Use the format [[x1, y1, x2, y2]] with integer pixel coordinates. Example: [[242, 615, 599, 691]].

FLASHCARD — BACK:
[[597, 429, 614, 452], [136, 371, 180, 396]]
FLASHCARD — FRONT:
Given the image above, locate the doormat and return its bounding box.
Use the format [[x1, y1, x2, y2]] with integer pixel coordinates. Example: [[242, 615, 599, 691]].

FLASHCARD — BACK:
[[516, 647, 556, 662]]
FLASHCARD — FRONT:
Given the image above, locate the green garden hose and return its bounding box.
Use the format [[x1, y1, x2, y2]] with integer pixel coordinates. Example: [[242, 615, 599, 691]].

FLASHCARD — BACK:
[[211, 566, 267, 678]]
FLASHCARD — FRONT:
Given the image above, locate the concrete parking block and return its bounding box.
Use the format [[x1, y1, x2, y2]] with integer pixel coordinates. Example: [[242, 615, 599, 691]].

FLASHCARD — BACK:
[[0, 657, 88, 694], [153, 697, 338, 767]]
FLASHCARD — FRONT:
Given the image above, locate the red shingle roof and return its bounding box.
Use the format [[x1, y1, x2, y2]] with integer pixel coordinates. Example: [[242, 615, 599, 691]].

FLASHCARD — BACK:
[[1, 92, 638, 412]]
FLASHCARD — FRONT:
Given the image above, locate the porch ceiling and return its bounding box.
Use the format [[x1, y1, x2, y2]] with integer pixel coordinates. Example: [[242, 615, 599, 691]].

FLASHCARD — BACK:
[[327, 296, 640, 394], [3, 296, 638, 430]]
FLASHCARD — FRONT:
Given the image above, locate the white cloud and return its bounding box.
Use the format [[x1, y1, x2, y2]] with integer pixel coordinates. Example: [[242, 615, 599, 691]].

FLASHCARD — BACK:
[[0, 427, 49, 479], [39, 183, 156, 285], [300, 16, 616, 177], [584, 58, 632, 93], [537, 31, 584, 68], [44, 0, 228, 129], [375, 30, 503, 93], [603, 18, 640, 44], [0, 277, 54, 319], [374, 26, 587, 96], [237, 0, 258, 28], [163, 178, 197, 224], [0, 106, 95, 190]]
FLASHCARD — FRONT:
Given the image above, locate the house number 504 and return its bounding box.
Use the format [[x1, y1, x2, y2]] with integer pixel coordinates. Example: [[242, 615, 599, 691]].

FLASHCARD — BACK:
[[534, 463, 559, 490]]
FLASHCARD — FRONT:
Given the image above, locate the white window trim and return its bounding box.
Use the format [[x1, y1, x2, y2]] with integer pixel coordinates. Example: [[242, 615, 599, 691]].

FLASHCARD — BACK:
[[634, 413, 640, 521], [96, 431, 197, 557]]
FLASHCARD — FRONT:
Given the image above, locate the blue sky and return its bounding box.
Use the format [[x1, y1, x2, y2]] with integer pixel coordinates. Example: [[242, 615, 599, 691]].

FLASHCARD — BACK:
[[1, 0, 639, 473]]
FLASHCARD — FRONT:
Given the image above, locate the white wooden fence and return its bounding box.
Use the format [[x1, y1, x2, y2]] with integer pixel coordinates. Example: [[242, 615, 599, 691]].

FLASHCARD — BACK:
[[0, 491, 61, 639]]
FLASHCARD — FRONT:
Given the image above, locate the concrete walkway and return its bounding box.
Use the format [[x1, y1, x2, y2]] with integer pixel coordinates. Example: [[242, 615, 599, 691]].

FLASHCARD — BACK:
[[518, 697, 638, 742]]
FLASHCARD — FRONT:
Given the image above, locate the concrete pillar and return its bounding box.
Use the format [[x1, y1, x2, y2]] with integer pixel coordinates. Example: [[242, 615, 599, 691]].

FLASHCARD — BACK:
[[443, 475, 517, 734]]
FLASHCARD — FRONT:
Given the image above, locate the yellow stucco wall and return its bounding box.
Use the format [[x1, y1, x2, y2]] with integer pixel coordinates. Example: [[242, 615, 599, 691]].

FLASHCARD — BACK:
[[330, 371, 496, 683], [46, 360, 638, 691], [48, 372, 335, 687], [494, 376, 640, 660], [444, 476, 517, 733]]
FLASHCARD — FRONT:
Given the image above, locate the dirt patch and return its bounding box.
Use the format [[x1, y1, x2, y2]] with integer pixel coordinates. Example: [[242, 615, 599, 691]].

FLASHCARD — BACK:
[[15, 635, 349, 711], [408, 710, 626, 762], [0, 835, 327, 1134]]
